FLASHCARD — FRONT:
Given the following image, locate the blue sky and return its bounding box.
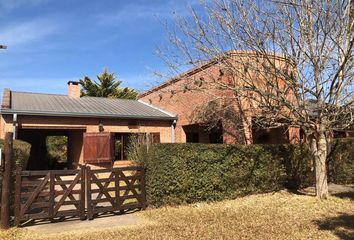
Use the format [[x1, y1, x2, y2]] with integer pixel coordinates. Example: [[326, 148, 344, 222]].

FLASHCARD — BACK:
[[0, 0, 196, 99]]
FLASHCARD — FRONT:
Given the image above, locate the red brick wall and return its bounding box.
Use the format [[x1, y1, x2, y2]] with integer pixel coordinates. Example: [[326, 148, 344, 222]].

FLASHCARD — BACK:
[[68, 82, 80, 98], [140, 62, 255, 144], [0, 114, 173, 169], [139, 55, 299, 144], [140, 64, 240, 143], [1, 89, 11, 109], [0, 115, 5, 139], [1, 115, 173, 142]]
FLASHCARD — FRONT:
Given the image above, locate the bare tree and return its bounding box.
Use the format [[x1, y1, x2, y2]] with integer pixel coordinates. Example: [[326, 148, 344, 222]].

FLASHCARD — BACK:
[[157, 0, 354, 199]]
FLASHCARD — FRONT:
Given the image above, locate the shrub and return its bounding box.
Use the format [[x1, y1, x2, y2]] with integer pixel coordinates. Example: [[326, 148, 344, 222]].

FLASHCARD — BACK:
[[131, 138, 353, 207], [0, 139, 31, 169], [328, 138, 354, 184], [133, 144, 287, 206], [46, 136, 68, 163], [262, 144, 314, 189]]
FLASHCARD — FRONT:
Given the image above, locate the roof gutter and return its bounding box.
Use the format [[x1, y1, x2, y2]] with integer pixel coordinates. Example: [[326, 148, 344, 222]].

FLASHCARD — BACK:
[[0, 109, 177, 121], [137, 100, 177, 118]]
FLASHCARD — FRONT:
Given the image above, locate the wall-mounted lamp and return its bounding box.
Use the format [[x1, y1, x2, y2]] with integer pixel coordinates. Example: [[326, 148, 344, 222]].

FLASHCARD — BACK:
[[98, 120, 104, 132]]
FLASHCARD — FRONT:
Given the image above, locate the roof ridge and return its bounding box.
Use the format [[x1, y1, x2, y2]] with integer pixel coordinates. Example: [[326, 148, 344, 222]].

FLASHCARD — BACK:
[[139, 50, 288, 98], [82, 96, 139, 101], [11, 91, 143, 102], [11, 90, 67, 97]]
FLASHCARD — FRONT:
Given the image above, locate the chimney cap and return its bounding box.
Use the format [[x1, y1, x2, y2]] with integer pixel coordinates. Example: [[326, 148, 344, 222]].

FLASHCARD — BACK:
[[67, 81, 79, 85]]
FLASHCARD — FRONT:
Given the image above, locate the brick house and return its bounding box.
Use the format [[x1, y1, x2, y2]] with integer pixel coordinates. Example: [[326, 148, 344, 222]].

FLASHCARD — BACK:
[[0, 81, 177, 170], [139, 52, 300, 144], [139, 52, 354, 144]]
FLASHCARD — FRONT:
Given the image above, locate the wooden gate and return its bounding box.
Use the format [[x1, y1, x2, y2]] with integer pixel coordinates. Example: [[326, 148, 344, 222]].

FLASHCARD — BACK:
[[14, 168, 85, 226], [86, 166, 146, 219], [14, 165, 146, 225]]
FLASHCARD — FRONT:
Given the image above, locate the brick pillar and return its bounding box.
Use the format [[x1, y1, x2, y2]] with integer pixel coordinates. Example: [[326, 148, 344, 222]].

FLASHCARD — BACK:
[[222, 119, 244, 144], [67, 130, 84, 169], [0, 116, 5, 139], [288, 127, 300, 144], [176, 125, 186, 143], [243, 116, 253, 145]]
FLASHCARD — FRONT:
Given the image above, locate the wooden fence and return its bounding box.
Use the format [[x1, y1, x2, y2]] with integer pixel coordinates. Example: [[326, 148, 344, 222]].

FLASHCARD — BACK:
[[14, 168, 85, 226], [13, 165, 146, 226], [87, 166, 146, 219]]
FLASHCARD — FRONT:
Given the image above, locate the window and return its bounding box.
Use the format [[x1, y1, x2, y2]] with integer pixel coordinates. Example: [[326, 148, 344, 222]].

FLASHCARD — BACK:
[[114, 133, 133, 161], [114, 132, 161, 161]]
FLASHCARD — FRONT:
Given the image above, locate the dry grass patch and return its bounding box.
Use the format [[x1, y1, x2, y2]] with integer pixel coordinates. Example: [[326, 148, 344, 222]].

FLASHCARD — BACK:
[[1, 192, 353, 240]]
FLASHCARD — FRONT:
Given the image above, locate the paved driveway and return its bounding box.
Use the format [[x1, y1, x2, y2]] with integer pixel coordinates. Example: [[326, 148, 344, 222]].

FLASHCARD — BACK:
[[24, 212, 146, 235]]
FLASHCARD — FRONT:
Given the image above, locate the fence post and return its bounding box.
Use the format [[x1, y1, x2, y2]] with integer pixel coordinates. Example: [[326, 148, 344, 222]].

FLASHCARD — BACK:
[[14, 168, 21, 226], [114, 168, 119, 212], [118, 169, 124, 215], [86, 166, 93, 220], [141, 167, 147, 210], [49, 171, 55, 221], [79, 165, 86, 220], [1, 132, 13, 229]]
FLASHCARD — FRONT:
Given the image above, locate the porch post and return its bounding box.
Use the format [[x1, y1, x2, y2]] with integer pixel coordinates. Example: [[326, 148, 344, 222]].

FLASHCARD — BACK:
[[12, 114, 18, 140], [171, 120, 176, 143]]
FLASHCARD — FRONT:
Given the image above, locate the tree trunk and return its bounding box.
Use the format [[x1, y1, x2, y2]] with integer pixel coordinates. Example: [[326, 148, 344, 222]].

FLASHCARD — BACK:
[[310, 131, 329, 199]]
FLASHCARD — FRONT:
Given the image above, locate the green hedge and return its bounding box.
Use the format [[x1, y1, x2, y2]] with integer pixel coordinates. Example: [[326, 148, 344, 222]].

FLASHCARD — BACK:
[[0, 139, 31, 169], [132, 139, 353, 207], [262, 144, 314, 189], [328, 138, 354, 184]]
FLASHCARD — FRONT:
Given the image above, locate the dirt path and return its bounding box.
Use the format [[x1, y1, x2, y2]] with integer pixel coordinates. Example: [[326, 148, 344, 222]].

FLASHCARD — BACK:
[[24, 213, 148, 235], [327, 183, 354, 194], [302, 183, 354, 196]]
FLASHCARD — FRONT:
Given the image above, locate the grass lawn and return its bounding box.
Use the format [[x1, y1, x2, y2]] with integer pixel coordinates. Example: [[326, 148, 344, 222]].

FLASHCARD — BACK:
[[1, 191, 353, 240]]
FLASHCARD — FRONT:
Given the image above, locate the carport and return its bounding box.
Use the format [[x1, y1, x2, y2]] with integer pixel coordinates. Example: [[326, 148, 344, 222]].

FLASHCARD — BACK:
[[0, 82, 177, 170], [18, 128, 85, 170]]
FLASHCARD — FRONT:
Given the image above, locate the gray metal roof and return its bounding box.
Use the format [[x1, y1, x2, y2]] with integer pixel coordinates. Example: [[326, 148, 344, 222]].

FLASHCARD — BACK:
[[1, 91, 177, 120]]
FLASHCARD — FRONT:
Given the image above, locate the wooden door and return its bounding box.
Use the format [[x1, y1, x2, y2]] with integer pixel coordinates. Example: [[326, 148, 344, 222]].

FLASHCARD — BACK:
[[83, 132, 114, 164]]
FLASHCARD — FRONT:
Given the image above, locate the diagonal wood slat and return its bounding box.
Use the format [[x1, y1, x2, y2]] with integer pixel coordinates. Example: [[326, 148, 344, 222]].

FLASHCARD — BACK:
[[118, 170, 140, 197], [53, 172, 81, 214], [55, 176, 80, 209], [90, 173, 115, 206], [93, 172, 115, 205], [20, 173, 50, 216]]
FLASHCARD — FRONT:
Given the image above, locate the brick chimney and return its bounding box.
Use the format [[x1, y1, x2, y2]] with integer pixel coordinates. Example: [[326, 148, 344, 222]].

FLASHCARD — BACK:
[[1, 88, 11, 109], [67, 81, 80, 98]]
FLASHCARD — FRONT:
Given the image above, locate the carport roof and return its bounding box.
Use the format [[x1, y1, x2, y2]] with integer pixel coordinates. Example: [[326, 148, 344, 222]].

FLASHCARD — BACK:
[[1, 91, 177, 120]]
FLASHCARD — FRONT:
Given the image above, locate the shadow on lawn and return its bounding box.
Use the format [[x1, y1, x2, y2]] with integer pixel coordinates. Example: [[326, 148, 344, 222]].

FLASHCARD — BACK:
[[332, 191, 354, 201], [286, 188, 314, 196], [315, 213, 354, 240]]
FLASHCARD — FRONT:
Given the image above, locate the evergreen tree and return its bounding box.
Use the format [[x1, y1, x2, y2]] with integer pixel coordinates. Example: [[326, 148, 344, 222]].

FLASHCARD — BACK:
[[79, 69, 138, 99]]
